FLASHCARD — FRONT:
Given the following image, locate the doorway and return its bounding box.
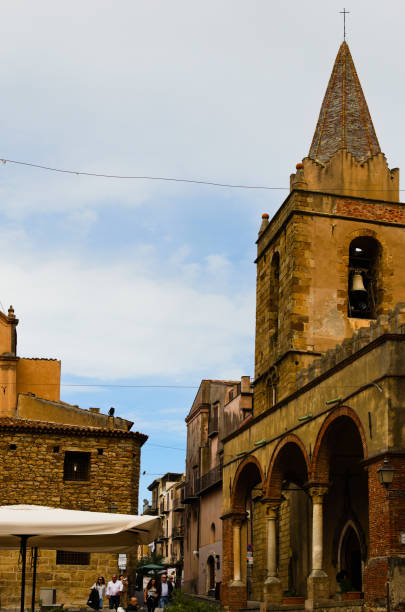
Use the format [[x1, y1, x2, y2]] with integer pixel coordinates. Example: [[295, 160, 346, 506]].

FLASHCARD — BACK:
[[340, 524, 362, 591], [207, 555, 215, 595]]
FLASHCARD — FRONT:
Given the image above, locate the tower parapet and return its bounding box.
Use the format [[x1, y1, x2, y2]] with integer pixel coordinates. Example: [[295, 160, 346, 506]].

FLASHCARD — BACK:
[[295, 301, 405, 390]]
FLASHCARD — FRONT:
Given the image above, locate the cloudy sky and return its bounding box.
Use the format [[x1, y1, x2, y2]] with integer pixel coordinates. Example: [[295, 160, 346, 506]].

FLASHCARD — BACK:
[[0, 1, 403, 502]]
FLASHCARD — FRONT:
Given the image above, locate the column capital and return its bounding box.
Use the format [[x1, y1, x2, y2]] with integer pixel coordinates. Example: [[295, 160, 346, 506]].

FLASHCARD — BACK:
[[262, 497, 282, 518], [308, 485, 328, 503]]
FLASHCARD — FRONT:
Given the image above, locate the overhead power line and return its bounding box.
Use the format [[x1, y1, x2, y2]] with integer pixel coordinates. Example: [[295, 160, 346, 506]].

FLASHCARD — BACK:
[[146, 443, 186, 451], [0, 381, 198, 389], [1, 157, 403, 192], [0, 158, 283, 190]]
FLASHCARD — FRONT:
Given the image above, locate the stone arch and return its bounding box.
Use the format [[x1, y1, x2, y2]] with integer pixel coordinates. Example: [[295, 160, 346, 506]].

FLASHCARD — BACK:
[[333, 516, 367, 568], [311, 406, 368, 483], [265, 434, 310, 499], [231, 455, 264, 513]]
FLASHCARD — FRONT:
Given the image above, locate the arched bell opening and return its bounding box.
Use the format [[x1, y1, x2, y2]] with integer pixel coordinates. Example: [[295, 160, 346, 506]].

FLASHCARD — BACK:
[[348, 236, 381, 319], [312, 412, 368, 597], [266, 438, 311, 598]]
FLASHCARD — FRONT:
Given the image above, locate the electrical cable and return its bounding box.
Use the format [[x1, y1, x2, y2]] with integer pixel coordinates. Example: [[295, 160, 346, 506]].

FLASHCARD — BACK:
[[1, 157, 404, 193], [145, 443, 186, 451], [0, 381, 198, 389]]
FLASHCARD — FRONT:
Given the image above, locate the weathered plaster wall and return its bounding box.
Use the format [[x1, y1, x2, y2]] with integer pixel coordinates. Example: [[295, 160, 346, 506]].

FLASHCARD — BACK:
[[16, 359, 61, 402]]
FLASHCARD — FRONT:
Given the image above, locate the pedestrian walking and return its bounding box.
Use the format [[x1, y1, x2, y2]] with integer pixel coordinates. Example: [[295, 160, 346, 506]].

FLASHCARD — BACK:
[[106, 574, 123, 610], [157, 575, 173, 609], [91, 577, 106, 609], [119, 574, 129, 608], [144, 578, 158, 612]]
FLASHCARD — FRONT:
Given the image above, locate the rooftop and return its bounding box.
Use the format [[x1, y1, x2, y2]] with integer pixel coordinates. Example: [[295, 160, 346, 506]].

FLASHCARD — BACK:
[[309, 41, 381, 164]]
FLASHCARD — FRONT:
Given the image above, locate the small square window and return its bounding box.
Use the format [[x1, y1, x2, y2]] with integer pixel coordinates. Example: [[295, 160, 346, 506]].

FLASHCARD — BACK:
[[53, 446, 60, 453], [63, 451, 90, 481], [9, 444, 17, 451], [56, 551, 90, 565], [97, 448, 103, 456]]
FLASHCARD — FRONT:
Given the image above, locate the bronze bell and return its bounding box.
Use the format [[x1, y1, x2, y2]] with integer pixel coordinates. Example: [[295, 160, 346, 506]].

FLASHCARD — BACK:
[[351, 271, 367, 293]]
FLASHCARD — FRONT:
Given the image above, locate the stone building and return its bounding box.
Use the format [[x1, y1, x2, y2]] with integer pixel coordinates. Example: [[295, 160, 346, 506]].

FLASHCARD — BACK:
[[183, 378, 252, 597], [221, 42, 405, 611], [0, 307, 147, 608], [147, 472, 185, 575]]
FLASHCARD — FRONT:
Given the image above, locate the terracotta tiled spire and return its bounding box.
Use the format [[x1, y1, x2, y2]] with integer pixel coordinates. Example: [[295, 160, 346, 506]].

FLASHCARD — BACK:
[[309, 41, 381, 164]]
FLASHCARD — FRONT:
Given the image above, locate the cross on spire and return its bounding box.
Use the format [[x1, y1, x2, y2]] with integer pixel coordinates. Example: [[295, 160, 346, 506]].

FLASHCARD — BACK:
[[340, 8, 350, 41]]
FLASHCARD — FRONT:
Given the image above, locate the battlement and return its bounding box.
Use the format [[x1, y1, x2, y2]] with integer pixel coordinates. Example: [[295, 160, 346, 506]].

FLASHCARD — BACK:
[[296, 302, 405, 390]]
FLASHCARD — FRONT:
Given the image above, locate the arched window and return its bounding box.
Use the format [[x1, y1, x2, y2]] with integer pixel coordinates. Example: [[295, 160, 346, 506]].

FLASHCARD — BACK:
[[269, 253, 280, 336], [267, 367, 278, 407], [210, 522, 216, 544], [348, 237, 381, 319]]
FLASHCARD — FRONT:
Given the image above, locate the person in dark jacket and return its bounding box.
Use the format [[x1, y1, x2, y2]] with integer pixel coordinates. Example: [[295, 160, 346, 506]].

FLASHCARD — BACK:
[[87, 587, 100, 610], [126, 596, 138, 611], [157, 575, 173, 609]]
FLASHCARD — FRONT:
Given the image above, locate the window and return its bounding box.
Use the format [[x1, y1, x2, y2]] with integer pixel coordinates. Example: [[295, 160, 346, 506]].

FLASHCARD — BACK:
[[269, 253, 280, 337], [56, 551, 90, 565], [348, 237, 381, 319], [267, 367, 278, 407], [63, 451, 90, 481]]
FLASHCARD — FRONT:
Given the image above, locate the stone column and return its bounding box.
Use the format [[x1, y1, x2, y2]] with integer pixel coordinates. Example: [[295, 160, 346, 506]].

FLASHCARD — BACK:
[[306, 486, 329, 605], [221, 513, 247, 612], [230, 517, 243, 584], [263, 501, 282, 604]]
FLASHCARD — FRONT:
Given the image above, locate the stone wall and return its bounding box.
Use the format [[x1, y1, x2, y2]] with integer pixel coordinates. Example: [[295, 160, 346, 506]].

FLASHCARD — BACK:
[[0, 549, 118, 610], [0, 420, 145, 608], [295, 302, 405, 390]]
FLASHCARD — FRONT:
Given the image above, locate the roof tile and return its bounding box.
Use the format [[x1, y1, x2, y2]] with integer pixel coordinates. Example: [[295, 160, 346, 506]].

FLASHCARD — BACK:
[[309, 41, 381, 164]]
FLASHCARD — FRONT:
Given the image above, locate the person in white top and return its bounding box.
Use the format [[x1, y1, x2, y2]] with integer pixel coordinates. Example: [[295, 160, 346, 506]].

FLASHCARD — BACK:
[[157, 575, 173, 609], [91, 577, 106, 609], [106, 575, 123, 610]]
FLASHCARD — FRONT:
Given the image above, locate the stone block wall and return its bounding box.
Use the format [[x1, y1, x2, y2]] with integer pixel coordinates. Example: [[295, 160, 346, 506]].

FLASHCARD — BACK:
[[0, 549, 118, 609], [0, 420, 145, 608]]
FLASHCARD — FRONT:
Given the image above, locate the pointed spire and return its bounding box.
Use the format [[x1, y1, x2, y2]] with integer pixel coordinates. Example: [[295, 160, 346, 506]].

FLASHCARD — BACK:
[[309, 41, 381, 164]]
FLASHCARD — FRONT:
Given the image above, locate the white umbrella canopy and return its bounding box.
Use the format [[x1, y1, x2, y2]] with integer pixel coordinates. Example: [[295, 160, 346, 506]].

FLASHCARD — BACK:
[[0, 504, 161, 612], [0, 504, 160, 549]]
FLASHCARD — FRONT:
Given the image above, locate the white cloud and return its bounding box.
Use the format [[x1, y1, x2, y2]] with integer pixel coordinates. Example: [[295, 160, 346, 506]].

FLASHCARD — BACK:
[[0, 242, 254, 381]]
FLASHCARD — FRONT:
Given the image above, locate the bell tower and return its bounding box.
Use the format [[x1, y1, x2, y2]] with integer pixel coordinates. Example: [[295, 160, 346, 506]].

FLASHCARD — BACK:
[[254, 41, 405, 415]]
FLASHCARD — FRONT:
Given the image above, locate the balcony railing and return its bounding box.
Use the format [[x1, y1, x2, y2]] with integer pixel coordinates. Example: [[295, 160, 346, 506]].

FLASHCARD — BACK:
[[208, 415, 219, 437], [181, 482, 199, 503], [198, 464, 223, 494], [173, 497, 184, 512], [172, 526, 184, 539]]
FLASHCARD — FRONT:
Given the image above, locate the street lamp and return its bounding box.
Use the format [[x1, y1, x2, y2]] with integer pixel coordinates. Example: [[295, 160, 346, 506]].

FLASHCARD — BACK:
[[377, 458, 395, 487]]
